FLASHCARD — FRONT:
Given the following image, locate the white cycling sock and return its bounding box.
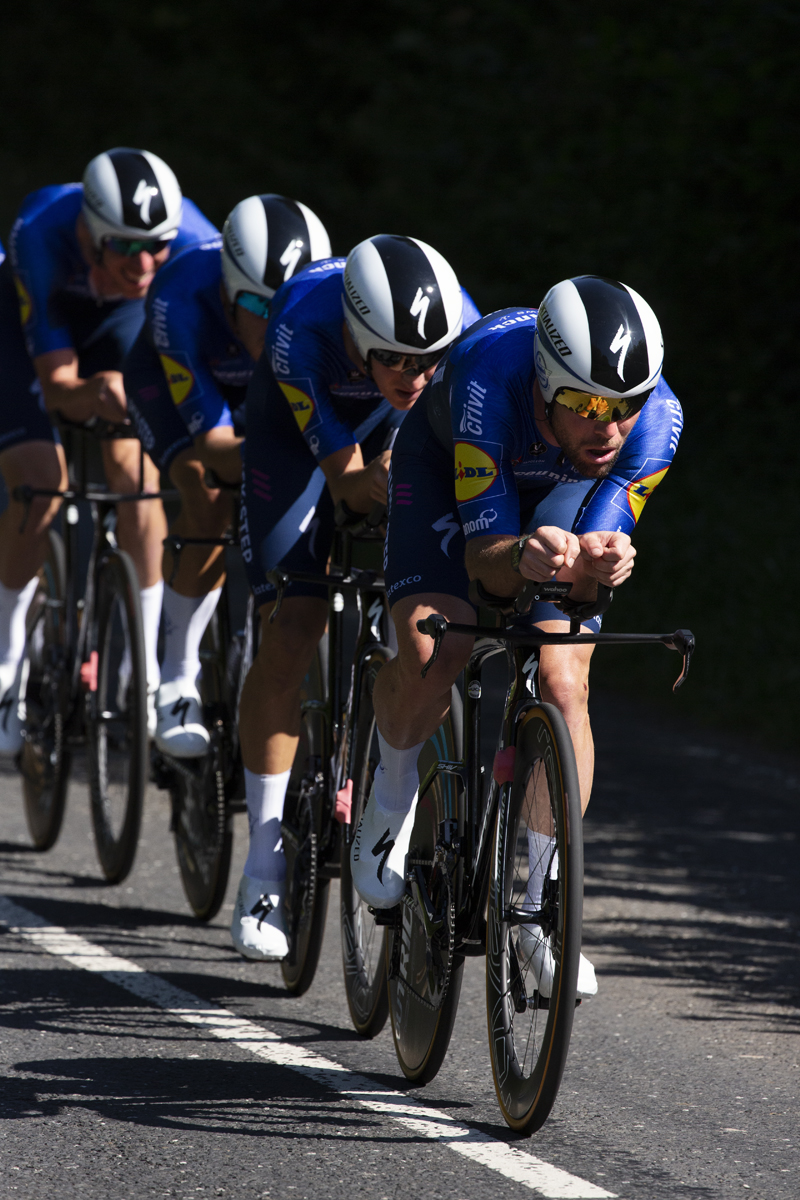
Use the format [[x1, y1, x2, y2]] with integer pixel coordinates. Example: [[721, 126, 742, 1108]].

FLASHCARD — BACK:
[[373, 730, 424, 814], [159, 585, 221, 691], [139, 580, 163, 696], [243, 767, 290, 882], [526, 830, 557, 910], [0, 576, 38, 694]]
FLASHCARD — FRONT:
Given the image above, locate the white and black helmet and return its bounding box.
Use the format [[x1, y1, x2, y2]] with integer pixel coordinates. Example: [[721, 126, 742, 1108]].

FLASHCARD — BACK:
[[342, 235, 463, 363], [534, 276, 663, 423], [221, 194, 331, 305], [82, 147, 183, 246]]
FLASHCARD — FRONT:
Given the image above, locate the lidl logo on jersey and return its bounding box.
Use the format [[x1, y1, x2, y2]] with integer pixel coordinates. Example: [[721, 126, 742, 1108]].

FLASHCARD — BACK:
[[14, 275, 32, 326], [626, 466, 669, 522], [454, 441, 501, 502], [279, 381, 316, 433], [159, 354, 195, 406]]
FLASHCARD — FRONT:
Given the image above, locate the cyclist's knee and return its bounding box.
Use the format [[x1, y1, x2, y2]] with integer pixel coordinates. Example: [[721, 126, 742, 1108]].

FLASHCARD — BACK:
[[391, 594, 474, 698], [539, 649, 591, 722], [251, 597, 328, 692]]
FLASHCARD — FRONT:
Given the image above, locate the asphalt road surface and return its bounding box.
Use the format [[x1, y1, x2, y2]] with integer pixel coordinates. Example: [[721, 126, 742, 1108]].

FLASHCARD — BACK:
[[1, 694, 798, 1200]]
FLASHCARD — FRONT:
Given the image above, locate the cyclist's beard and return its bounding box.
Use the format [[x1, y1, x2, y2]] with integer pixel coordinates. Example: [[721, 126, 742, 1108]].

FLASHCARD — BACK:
[[550, 418, 624, 479]]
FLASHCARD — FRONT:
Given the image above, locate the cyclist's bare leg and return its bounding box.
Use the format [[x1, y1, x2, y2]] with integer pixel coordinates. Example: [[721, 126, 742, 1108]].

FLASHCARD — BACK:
[[0, 441, 67, 588], [537, 623, 595, 811], [164, 449, 233, 597], [372, 593, 475, 750], [238, 596, 329, 774], [101, 438, 165, 588]]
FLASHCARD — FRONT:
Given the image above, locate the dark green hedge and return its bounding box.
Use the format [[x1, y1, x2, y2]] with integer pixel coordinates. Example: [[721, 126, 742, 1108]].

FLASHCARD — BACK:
[[1, 2, 797, 741]]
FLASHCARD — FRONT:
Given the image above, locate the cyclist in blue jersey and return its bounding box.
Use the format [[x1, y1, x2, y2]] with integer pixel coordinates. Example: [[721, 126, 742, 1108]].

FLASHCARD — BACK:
[[0, 148, 216, 751], [351, 275, 684, 1000], [124, 195, 331, 757], [232, 234, 481, 960]]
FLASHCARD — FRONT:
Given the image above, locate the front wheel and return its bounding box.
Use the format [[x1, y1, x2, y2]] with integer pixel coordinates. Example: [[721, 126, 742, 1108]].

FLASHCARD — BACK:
[[387, 686, 464, 1084], [340, 646, 390, 1038], [280, 642, 330, 995], [86, 551, 148, 883], [19, 531, 71, 850], [486, 704, 584, 1135]]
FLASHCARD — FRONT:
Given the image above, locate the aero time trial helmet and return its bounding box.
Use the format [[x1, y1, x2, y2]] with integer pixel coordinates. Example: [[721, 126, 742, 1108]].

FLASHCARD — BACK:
[[343, 235, 464, 372], [82, 148, 183, 246], [534, 276, 663, 423], [221, 194, 331, 316]]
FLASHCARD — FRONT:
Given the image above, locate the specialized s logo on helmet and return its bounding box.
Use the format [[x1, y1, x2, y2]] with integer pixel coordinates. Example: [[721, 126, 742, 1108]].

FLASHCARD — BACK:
[[132, 179, 160, 226], [609, 324, 632, 381], [409, 287, 432, 339]]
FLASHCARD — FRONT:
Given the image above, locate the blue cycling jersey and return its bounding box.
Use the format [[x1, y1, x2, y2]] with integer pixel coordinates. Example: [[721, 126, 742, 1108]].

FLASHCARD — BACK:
[[141, 237, 254, 435], [8, 184, 217, 361], [263, 256, 482, 462], [425, 308, 683, 539]]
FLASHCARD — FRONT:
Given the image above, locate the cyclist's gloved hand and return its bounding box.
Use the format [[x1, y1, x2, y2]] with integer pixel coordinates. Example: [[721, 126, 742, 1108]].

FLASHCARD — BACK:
[[519, 526, 580, 582], [578, 531, 636, 588]]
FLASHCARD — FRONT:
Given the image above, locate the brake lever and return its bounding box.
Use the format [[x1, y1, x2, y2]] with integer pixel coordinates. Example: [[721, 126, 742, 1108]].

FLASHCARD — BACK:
[[664, 629, 695, 691], [266, 569, 289, 622], [416, 614, 448, 678]]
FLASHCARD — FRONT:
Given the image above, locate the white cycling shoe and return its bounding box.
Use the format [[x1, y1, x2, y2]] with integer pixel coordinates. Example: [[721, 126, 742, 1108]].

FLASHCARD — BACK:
[[351, 783, 418, 909], [0, 682, 23, 757], [517, 925, 598, 1000], [231, 874, 289, 961], [155, 681, 210, 758]]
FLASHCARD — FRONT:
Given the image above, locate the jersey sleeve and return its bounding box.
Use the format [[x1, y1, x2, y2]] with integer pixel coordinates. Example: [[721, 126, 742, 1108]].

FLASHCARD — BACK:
[[572, 378, 683, 536], [460, 288, 482, 330], [449, 343, 523, 540], [10, 209, 73, 358], [266, 317, 355, 461], [149, 287, 230, 433], [170, 199, 220, 256]]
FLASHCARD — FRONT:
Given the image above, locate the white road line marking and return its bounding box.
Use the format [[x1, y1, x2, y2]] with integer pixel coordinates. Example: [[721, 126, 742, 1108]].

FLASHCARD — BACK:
[[0, 895, 615, 1200]]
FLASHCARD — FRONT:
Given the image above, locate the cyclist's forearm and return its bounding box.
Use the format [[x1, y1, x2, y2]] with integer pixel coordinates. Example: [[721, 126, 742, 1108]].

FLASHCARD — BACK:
[[464, 535, 524, 598], [197, 437, 243, 484], [327, 465, 377, 513]]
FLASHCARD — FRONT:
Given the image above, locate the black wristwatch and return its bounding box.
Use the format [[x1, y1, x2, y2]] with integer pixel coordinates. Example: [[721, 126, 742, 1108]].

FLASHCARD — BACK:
[[510, 532, 532, 574]]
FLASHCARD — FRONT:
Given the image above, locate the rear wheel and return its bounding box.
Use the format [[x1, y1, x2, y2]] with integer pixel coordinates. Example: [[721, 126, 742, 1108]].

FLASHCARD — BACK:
[[387, 686, 464, 1084], [280, 642, 330, 995], [340, 646, 390, 1038], [19, 531, 71, 850], [86, 551, 147, 883], [486, 704, 583, 1134]]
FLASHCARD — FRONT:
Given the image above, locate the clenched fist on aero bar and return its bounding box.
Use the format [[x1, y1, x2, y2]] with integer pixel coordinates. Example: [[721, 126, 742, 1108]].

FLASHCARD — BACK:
[[351, 274, 684, 1001]]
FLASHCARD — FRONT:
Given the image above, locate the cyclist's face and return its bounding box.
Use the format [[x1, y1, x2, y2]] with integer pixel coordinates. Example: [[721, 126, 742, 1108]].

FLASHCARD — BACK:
[[370, 358, 438, 412], [232, 306, 269, 363], [100, 243, 171, 299], [549, 402, 641, 479]]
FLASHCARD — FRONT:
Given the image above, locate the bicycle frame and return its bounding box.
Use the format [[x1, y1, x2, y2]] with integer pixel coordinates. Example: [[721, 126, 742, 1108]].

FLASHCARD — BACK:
[[414, 605, 695, 951]]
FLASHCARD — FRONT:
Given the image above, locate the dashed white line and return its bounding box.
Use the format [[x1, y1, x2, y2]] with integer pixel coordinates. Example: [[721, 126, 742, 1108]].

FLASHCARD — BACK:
[[0, 894, 615, 1200]]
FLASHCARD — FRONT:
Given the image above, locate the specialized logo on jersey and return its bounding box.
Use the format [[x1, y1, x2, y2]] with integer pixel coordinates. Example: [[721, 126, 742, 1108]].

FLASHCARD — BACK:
[[279, 382, 316, 433], [159, 355, 195, 406], [626, 467, 668, 522], [454, 442, 499, 502], [14, 276, 32, 326]]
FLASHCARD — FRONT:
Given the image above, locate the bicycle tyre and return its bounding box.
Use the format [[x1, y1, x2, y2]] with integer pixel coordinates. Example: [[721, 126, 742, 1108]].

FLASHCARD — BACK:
[[19, 530, 71, 850], [340, 645, 390, 1038], [486, 703, 583, 1134], [387, 685, 464, 1084], [280, 641, 330, 995], [86, 550, 148, 883], [172, 608, 236, 921]]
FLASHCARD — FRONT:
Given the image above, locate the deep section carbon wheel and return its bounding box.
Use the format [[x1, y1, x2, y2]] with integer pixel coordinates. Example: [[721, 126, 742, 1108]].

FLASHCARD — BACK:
[[486, 703, 583, 1134], [340, 646, 390, 1038], [86, 550, 147, 883], [19, 531, 71, 850], [387, 686, 464, 1084], [280, 644, 330, 995]]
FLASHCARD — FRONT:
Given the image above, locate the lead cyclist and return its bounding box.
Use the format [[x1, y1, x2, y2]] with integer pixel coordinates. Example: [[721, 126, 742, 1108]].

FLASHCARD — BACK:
[[351, 274, 684, 999]]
